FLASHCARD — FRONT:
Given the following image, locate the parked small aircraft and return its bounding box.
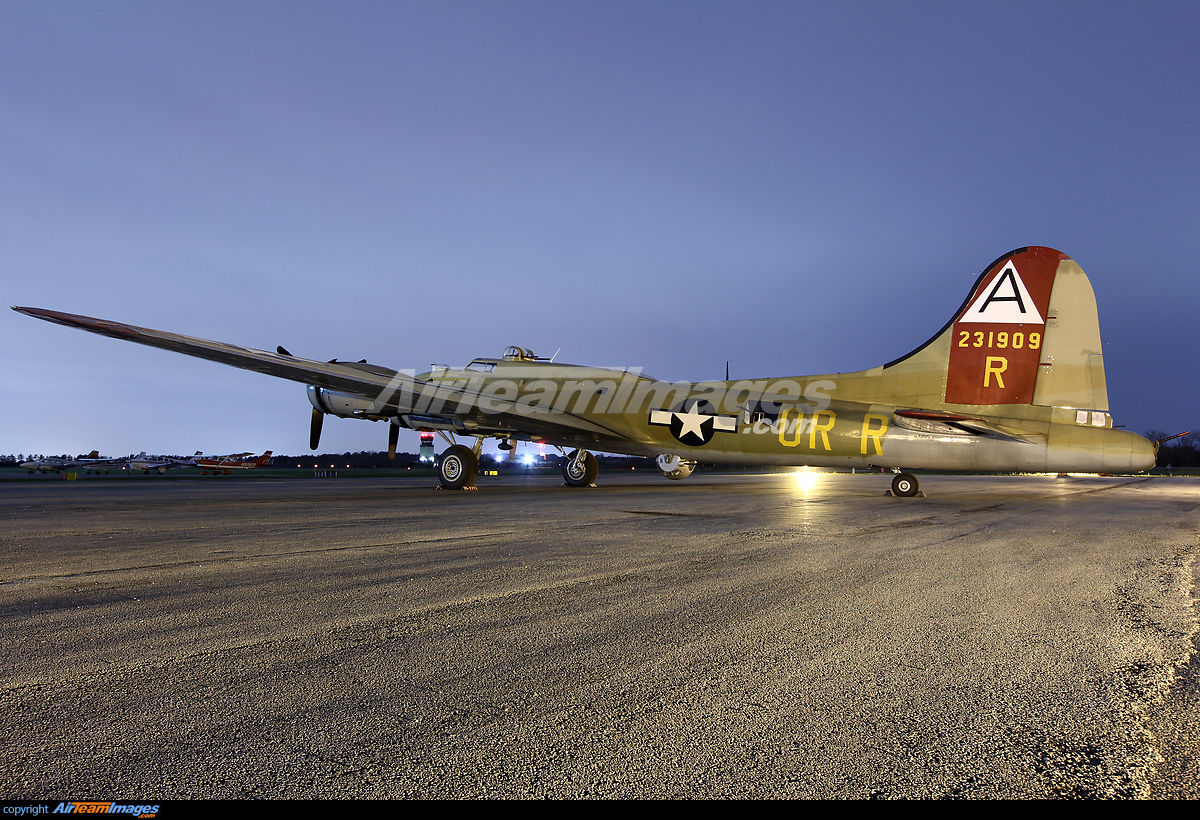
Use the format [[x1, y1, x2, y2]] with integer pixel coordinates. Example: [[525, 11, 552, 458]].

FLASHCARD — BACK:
[[126, 452, 202, 474], [14, 247, 1156, 494], [19, 451, 102, 474], [194, 451, 273, 475], [79, 452, 131, 473]]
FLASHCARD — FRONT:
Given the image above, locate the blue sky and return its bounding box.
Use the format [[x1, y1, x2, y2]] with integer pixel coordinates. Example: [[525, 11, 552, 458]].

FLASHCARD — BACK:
[[3, 1, 1197, 456]]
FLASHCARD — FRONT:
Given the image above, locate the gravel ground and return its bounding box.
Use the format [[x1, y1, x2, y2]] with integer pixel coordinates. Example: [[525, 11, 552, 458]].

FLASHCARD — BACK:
[[1, 472, 1196, 798]]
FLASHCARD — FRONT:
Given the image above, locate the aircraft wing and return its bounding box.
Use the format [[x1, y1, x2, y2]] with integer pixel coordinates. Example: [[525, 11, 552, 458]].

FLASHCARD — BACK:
[[12, 306, 626, 440], [14, 307, 410, 398]]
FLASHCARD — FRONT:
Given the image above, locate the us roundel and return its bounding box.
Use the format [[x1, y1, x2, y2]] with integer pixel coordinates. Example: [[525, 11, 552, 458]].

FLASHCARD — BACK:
[[648, 398, 738, 446]]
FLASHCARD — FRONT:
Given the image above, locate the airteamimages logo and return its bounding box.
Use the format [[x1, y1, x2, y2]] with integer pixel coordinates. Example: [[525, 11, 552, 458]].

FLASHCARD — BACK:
[[2, 808, 157, 819], [47, 805, 158, 817], [363, 367, 836, 424]]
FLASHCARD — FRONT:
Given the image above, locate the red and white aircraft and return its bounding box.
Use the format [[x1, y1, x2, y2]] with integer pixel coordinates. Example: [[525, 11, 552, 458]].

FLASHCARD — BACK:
[[194, 451, 273, 475]]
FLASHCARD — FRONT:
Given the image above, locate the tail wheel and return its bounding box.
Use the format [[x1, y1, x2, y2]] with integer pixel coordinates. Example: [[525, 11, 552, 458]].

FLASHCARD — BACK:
[[438, 445, 478, 490], [891, 472, 919, 497], [563, 450, 599, 487]]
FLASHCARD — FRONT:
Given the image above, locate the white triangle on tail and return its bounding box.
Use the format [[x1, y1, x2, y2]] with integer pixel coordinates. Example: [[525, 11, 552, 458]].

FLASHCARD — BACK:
[[958, 261, 1044, 324]]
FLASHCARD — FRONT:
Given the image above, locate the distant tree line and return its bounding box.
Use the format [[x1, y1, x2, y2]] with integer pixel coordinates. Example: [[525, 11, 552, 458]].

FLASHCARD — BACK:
[[271, 451, 652, 470], [7, 436, 1194, 470], [0, 454, 76, 464], [279, 451, 426, 469], [0, 451, 652, 469]]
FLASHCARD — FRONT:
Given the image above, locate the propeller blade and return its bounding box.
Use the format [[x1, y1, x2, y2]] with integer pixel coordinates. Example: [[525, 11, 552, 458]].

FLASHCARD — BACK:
[[388, 422, 399, 460], [310, 408, 324, 451]]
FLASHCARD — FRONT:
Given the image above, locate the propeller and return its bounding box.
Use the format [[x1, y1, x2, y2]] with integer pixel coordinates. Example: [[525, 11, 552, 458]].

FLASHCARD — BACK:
[[388, 422, 399, 460], [310, 408, 324, 450]]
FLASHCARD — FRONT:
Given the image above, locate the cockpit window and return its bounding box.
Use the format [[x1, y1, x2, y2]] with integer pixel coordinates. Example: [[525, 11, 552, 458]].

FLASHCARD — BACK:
[[466, 360, 496, 373]]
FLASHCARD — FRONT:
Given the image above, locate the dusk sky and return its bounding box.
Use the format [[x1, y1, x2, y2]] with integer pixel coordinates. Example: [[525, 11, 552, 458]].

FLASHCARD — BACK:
[[4, 1, 1198, 458]]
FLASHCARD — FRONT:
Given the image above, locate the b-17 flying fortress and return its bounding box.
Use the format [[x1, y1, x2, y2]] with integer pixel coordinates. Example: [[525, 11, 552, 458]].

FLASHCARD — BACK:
[[15, 247, 1156, 495]]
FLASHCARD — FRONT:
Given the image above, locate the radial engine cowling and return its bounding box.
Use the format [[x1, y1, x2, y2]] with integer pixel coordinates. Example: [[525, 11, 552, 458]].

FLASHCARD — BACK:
[[307, 385, 379, 419], [656, 454, 696, 480]]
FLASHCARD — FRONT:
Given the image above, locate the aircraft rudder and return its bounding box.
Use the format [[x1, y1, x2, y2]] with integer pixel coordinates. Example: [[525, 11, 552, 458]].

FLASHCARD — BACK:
[[1028, 255, 1109, 412]]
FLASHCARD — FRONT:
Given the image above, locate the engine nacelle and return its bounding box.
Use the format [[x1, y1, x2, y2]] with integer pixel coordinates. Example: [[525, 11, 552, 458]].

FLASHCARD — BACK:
[[656, 454, 696, 480], [307, 385, 378, 419]]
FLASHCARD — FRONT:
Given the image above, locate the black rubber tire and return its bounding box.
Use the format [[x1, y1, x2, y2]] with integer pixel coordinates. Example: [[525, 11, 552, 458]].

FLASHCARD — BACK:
[[438, 445, 478, 490], [563, 450, 599, 487], [891, 472, 919, 497]]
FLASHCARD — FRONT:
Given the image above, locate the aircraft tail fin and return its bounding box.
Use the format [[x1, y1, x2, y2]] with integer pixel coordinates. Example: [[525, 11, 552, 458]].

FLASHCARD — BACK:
[[877, 247, 1109, 417]]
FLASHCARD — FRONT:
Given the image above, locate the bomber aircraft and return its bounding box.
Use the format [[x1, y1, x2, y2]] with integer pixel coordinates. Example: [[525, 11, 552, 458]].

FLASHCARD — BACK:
[[14, 247, 1156, 495]]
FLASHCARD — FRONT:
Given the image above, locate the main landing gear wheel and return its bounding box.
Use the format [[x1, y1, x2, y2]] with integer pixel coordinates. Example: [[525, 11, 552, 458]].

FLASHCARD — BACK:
[[891, 472, 919, 497], [563, 449, 599, 487], [437, 445, 478, 490]]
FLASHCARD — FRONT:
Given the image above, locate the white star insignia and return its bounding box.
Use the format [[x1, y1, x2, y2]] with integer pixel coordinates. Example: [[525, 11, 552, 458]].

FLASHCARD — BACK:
[[674, 404, 710, 439], [648, 402, 737, 444]]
